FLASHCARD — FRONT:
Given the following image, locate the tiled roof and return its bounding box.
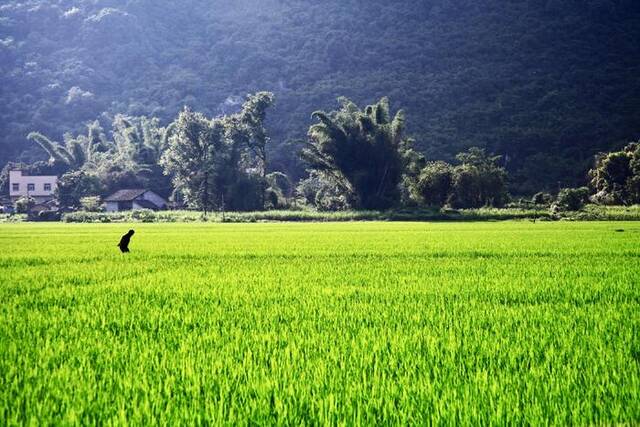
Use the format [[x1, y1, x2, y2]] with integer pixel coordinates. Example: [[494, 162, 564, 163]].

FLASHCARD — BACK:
[[104, 189, 147, 202]]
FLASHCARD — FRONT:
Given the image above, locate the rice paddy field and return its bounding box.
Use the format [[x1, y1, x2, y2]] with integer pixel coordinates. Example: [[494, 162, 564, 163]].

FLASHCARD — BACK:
[[1, 221, 639, 425]]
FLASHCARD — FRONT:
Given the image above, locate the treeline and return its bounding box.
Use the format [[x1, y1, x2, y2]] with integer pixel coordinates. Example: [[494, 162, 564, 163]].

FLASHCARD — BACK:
[[5, 93, 638, 214], [3, 93, 280, 212], [1, 0, 640, 194], [296, 98, 509, 211], [1, 95, 508, 212]]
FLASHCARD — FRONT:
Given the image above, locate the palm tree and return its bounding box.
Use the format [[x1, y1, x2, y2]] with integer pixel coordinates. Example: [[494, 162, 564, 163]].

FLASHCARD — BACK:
[[302, 97, 418, 210], [27, 132, 73, 166], [28, 121, 107, 170], [112, 115, 170, 166], [110, 115, 174, 196]]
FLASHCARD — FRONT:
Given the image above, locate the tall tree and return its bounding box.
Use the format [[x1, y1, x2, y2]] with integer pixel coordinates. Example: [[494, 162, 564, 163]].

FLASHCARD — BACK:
[[110, 115, 172, 197], [225, 92, 275, 208], [160, 108, 226, 214], [411, 161, 455, 207], [302, 97, 418, 210], [27, 121, 108, 171], [29, 119, 169, 197], [448, 147, 508, 208], [237, 92, 275, 180], [589, 142, 640, 205], [161, 93, 275, 212], [56, 170, 104, 209]]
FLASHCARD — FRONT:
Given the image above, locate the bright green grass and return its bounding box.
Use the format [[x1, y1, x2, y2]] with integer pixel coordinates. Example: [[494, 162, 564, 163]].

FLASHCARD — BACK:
[[1, 222, 639, 425]]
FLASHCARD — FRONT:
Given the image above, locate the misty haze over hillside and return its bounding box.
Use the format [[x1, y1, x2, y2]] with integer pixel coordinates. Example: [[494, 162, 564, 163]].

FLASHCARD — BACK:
[[1, 0, 639, 192]]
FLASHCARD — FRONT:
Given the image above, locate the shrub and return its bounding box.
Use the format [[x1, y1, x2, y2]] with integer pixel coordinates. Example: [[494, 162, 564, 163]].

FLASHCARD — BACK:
[[589, 190, 619, 206], [412, 161, 454, 207], [531, 192, 553, 206], [266, 171, 293, 209], [80, 196, 103, 212], [447, 148, 508, 209], [14, 196, 36, 214], [589, 142, 640, 205], [315, 189, 349, 212], [56, 170, 103, 209], [555, 187, 590, 211], [296, 172, 350, 211], [130, 209, 156, 222]]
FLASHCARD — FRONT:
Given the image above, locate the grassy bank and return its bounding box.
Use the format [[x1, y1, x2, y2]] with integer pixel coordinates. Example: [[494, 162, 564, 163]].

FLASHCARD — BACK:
[[2, 205, 640, 223], [56, 204, 640, 222]]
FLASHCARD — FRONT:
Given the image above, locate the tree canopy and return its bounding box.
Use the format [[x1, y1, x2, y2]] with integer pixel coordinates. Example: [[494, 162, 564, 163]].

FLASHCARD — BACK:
[[1, 0, 639, 193], [161, 92, 275, 212], [302, 97, 418, 210], [589, 142, 640, 205]]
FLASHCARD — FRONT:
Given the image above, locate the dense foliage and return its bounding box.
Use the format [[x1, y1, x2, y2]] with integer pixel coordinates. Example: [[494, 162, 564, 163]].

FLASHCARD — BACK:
[[161, 92, 275, 212], [2, 113, 175, 207], [1, 0, 639, 193], [410, 148, 508, 209], [554, 187, 590, 212], [589, 142, 640, 205], [412, 161, 454, 207], [55, 170, 102, 208], [301, 97, 418, 210]]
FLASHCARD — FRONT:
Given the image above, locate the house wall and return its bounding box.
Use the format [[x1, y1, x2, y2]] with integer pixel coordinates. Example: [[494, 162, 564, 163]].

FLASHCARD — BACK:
[[105, 201, 120, 212], [9, 170, 58, 202], [141, 191, 167, 209], [132, 201, 147, 211], [104, 191, 167, 212]]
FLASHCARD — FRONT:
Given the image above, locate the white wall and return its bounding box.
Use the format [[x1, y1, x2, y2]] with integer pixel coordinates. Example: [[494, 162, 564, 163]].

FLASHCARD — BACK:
[[105, 201, 119, 212], [104, 191, 167, 212], [9, 170, 58, 200], [141, 191, 167, 209]]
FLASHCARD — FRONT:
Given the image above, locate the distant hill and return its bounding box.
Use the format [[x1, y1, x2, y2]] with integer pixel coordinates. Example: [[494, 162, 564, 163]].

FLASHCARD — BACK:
[[1, 0, 639, 193]]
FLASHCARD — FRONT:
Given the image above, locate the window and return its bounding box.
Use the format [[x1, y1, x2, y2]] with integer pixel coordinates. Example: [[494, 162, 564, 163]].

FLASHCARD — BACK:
[[12, 183, 19, 191], [27, 183, 35, 192], [44, 183, 52, 192]]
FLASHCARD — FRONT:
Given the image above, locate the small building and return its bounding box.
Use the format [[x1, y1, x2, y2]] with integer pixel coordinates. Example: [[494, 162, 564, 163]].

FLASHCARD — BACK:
[[9, 170, 58, 204], [104, 189, 167, 212]]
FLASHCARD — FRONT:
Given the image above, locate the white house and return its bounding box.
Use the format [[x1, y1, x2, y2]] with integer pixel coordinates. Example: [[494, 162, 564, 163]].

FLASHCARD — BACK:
[[9, 170, 58, 203], [104, 189, 167, 212]]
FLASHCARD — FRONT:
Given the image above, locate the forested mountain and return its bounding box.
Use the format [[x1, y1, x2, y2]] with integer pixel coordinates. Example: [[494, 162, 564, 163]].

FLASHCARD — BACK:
[[1, 0, 639, 193]]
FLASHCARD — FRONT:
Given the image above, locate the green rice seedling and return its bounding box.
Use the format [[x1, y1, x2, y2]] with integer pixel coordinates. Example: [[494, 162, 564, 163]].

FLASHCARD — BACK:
[[0, 222, 639, 424]]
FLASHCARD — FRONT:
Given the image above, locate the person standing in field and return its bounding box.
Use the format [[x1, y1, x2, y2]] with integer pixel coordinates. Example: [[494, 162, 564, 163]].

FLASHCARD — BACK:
[[118, 229, 135, 253]]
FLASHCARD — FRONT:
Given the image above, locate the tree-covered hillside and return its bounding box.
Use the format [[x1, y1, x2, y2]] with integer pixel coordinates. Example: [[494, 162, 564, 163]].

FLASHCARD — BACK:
[[1, 0, 639, 193]]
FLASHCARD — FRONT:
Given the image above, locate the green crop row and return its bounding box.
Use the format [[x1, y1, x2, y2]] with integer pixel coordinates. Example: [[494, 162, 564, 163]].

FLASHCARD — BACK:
[[0, 222, 639, 424]]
